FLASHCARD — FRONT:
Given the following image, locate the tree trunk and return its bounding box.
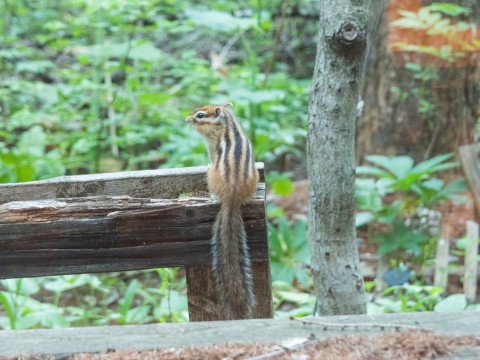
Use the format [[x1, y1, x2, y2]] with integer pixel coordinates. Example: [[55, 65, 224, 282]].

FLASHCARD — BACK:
[[307, 0, 370, 315]]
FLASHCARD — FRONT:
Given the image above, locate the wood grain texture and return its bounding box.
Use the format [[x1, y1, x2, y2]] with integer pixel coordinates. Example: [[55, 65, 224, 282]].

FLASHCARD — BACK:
[[0, 163, 265, 205], [0, 196, 268, 279], [186, 266, 222, 321], [0, 311, 479, 357], [186, 262, 273, 322], [0, 163, 271, 321]]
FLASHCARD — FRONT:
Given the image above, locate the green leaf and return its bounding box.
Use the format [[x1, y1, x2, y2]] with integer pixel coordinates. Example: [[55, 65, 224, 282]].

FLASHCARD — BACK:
[[356, 165, 390, 178], [426, 3, 470, 17], [43, 275, 100, 294], [184, 9, 256, 32], [434, 294, 467, 312], [119, 279, 140, 318], [138, 92, 171, 106], [355, 212, 375, 227], [272, 177, 294, 196], [0, 292, 16, 329], [441, 177, 468, 196], [365, 155, 414, 179], [0, 279, 40, 296], [17, 126, 47, 156], [16, 60, 54, 74], [411, 153, 453, 173], [125, 305, 151, 324], [276, 290, 315, 305]]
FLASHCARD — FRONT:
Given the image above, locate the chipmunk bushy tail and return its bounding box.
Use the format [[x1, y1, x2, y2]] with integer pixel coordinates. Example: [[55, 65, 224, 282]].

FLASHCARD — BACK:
[[211, 202, 255, 320]]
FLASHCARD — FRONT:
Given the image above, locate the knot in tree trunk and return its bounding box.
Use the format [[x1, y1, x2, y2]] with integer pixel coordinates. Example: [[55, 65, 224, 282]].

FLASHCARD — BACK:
[[340, 21, 359, 42], [333, 20, 366, 54]]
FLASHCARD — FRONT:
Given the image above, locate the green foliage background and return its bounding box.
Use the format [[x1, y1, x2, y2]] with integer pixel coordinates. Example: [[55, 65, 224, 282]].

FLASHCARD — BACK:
[[0, 0, 311, 182], [1, 1, 477, 329], [0, 0, 316, 329]]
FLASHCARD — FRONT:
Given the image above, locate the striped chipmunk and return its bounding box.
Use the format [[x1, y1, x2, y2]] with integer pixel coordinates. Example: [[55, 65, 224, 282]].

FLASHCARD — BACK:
[[186, 103, 259, 320]]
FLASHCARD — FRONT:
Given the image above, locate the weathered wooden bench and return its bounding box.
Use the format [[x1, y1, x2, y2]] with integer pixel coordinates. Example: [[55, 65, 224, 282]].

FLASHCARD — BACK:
[[2, 163, 480, 358], [0, 163, 272, 321]]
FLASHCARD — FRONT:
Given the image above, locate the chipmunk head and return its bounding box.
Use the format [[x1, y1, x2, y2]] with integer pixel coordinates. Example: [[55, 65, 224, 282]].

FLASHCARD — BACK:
[[186, 103, 233, 138]]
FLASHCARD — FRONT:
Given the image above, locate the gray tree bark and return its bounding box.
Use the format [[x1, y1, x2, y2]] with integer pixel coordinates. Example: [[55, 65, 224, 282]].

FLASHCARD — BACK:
[[307, 0, 370, 315]]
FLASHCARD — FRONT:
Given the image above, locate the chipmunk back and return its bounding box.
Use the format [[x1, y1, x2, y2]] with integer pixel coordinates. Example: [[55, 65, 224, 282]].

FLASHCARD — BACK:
[[186, 103, 258, 319]]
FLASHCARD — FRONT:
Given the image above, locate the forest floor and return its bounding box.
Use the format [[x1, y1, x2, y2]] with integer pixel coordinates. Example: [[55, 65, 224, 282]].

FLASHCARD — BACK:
[[272, 179, 477, 298]]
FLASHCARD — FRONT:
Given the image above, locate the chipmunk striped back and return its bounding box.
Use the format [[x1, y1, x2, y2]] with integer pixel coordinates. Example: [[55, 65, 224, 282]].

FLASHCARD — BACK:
[[186, 103, 258, 319], [186, 104, 258, 204]]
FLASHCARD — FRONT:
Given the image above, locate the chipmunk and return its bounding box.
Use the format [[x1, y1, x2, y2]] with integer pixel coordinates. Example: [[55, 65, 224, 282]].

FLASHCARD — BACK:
[[186, 103, 259, 320]]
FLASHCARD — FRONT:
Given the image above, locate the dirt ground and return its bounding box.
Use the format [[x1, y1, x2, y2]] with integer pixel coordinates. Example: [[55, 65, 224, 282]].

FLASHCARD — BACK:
[[3, 330, 480, 360]]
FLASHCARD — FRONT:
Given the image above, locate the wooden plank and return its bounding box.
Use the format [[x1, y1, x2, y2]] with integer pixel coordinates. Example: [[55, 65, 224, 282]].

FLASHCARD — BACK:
[[0, 163, 265, 204], [0, 311, 479, 357], [251, 262, 273, 319], [0, 196, 268, 279], [186, 262, 273, 321], [434, 223, 450, 289], [186, 266, 222, 321], [459, 144, 480, 216], [465, 220, 479, 303]]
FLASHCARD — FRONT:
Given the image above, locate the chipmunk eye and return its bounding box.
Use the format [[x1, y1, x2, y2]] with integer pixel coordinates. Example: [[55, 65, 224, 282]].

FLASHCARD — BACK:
[[196, 112, 206, 119]]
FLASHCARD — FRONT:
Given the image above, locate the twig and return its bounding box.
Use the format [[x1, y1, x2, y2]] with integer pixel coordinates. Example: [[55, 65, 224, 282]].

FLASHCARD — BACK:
[[247, 334, 318, 360], [291, 316, 430, 332], [218, 29, 246, 62]]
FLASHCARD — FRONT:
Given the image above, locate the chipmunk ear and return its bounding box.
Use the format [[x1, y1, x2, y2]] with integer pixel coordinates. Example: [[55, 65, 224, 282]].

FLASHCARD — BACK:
[[214, 107, 222, 118], [225, 103, 233, 110]]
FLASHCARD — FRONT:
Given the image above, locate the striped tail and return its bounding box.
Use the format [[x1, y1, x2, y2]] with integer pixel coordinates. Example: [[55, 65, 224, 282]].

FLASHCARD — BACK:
[[211, 203, 255, 319]]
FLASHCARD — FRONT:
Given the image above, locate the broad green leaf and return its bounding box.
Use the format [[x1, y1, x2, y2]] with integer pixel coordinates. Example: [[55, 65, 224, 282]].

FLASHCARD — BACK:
[[440, 177, 468, 195], [17, 126, 47, 156], [0, 292, 16, 329], [16, 60, 54, 74], [43, 275, 101, 294], [411, 153, 453, 173], [355, 212, 375, 227], [356, 165, 390, 178], [0, 279, 40, 296], [276, 290, 315, 305], [272, 178, 294, 196], [138, 92, 171, 106], [120, 279, 139, 316], [125, 305, 151, 324], [365, 155, 414, 179], [184, 9, 256, 32], [426, 3, 470, 17], [421, 177, 444, 191], [435, 294, 467, 312]]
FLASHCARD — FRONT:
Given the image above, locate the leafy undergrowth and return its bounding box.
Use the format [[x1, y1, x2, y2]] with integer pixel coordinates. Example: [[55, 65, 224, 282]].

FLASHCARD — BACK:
[[0, 270, 188, 330]]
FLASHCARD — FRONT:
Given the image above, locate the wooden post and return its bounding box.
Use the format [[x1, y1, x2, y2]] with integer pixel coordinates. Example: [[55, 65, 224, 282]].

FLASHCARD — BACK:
[[186, 266, 220, 321], [465, 221, 479, 303], [375, 256, 389, 292], [186, 263, 273, 321], [434, 224, 450, 290]]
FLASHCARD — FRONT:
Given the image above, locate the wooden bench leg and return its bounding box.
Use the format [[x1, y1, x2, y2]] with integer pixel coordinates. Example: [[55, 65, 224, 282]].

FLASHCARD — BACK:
[[186, 261, 273, 321], [185, 266, 221, 321]]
